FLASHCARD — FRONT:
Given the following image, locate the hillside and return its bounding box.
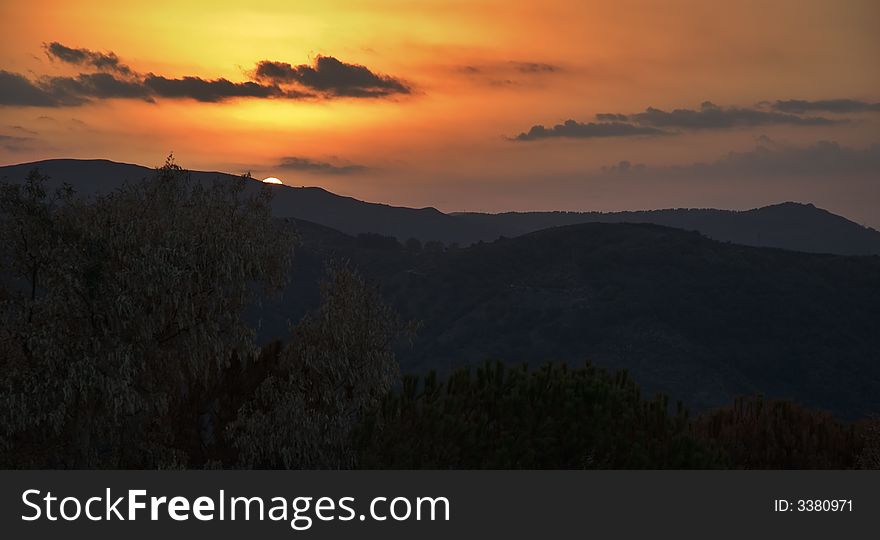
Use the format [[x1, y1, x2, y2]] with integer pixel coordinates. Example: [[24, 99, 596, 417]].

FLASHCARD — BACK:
[[264, 220, 880, 419], [3, 159, 880, 254], [0, 159, 502, 245], [453, 204, 880, 255]]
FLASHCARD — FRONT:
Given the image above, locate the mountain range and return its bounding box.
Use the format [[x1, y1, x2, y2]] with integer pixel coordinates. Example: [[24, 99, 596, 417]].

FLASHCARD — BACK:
[[2, 158, 879, 255], [3, 158, 879, 418], [256, 218, 880, 419]]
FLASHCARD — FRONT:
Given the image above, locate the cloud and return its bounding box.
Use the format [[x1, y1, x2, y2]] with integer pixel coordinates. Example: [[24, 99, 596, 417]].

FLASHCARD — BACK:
[[43, 73, 154, 103], [513, 120, 668, 141], [0, 70, 296, 106], [606, 140, 880, 178], [515, 99, 849, 143], [8, 125, 39, 135], [253, 56, 410, 98], [510, 61, 558, 73], [772, 99, 880, 114], [277, 156, 368, 175], [1, 71, 154, 107], [44, 42, 134, 76], [1, 44, 409, 107], [0, 133, 37, 152], [625, 101, 838, 129], [0, 70, 59, 106], [691, 140, 880, 176], [143, 75, 291, 103], [456, 60, 561, 88], [595, 113, 628, 122], [602, 160, 646, 173]]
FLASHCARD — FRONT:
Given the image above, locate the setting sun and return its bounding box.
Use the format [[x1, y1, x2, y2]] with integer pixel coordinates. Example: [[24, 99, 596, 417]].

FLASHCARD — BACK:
[[262, 177, 283, 185]]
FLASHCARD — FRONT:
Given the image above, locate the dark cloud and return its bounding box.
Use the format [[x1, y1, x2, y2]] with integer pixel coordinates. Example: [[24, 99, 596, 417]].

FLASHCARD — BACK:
[[2, 44, 407, 107], [8, 125, 39, 135], [143, 75, 289, 103], [44, 42, 134, 76], [626, 101, 837, 129], [510, 62, 558, 73], [0, 133, 36, 152], [277, 157, 368, 175], [513, 120, 668, 141], [489, 79, 517, 87], [595, 113, 629, 122], [691, 140, 880, 176], [603, 160, 646, 173], [1, 71, 153, 107], [772, 99, 880, 114], [458, 61, 560, 75], [456, 60, 560, 88], [43, 73, 153, 103], [1, 69, 292, 106], [0, 70, 59, 106], [606, 140, 880, 178], [516, 99, 847, 143], [253, 56, 410, 98]]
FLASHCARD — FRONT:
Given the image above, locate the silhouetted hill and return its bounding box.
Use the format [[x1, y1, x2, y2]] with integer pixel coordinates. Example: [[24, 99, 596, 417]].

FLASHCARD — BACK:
[[267, 221, 880, 419], [453, 204, 880, 255], [4, 159, 879, 254], [0, 159, 502, 245]]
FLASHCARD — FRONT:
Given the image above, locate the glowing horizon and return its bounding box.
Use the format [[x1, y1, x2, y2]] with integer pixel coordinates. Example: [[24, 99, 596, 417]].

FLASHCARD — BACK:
[[1, 0, 878, 226]]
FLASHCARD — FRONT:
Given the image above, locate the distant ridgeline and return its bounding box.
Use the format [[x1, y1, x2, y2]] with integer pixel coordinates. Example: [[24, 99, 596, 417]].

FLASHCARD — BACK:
[[2, 159, 879, 255], [261, 219, 880, 421], [453, 204, 880, 256]]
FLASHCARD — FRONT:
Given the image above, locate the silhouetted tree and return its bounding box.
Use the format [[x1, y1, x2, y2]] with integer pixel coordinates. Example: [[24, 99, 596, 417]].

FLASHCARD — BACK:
[[691, 396, 861, 469], [0, 158, 293, 467], [356, 232, 401, 251], [355, 361, 724, 469], [405, 237, 422, 252], [856, 416, 880, 469], [424, 240, 444, 252], [229, 264, 412, 468]]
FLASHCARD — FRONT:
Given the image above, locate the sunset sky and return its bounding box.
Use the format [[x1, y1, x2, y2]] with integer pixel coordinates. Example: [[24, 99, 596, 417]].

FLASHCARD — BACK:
[[1, 0, 878, 226]]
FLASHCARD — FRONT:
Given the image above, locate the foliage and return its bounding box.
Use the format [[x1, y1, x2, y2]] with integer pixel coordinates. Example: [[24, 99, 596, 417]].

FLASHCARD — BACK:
[[356, 232, 401, 251], [855, 416, 880, 469], [228, 264, 411, 468], [690, 396, 864, 469], [355, 361, 726, 469], [405, 237, 422, 252], [0, 159, 293, 467]]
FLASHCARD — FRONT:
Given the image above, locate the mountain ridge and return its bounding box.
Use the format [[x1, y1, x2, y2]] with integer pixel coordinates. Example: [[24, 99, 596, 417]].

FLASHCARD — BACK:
[[2, 158, 879, 255], [0, 158, 502, 245], [271, 219, 880, 419], [454, 202, 880, 255]]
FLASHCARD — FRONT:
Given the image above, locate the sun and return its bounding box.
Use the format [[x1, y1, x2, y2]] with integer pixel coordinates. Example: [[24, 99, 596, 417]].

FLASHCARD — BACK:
[[262, 177, 283, 185]]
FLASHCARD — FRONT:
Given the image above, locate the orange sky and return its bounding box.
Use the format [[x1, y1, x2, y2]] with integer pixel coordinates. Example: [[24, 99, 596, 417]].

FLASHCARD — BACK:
[[1, 0, 878, 225]]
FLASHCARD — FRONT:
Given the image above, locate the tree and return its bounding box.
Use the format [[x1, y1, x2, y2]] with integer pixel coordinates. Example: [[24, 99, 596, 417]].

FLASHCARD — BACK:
[[405, 237, 422, 252], [691, 396, 861, 469], [857, 416, 880, 469], [355, 361, 725, 469], [229, 263, 411, 468], [424, 240, 444, 252], [0, 158, 293, 468]]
